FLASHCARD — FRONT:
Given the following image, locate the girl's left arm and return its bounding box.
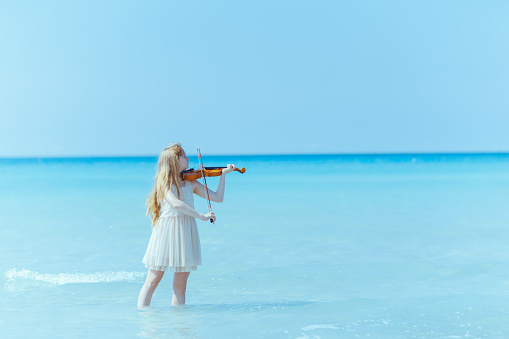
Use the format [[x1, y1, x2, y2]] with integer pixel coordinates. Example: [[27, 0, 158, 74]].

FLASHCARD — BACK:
[[191, 164, 235, 203]]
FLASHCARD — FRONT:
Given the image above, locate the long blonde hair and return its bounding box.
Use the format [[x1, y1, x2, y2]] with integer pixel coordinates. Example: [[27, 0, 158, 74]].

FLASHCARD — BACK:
[[146, 143, 185, 227]]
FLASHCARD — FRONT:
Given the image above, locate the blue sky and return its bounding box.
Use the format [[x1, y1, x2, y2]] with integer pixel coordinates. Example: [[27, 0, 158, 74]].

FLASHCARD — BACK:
[[1, 1, 508, 157]]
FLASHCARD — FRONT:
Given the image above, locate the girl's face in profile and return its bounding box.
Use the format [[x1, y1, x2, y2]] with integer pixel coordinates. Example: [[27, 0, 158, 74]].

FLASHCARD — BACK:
[[179, 153, 189, 172]]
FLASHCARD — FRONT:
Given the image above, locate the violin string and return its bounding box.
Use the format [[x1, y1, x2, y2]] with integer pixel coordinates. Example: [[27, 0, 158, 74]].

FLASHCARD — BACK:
[[197, 148, 213, 214]]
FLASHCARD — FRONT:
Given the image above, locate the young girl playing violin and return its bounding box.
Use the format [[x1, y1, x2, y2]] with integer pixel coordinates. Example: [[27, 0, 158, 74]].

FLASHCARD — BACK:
[[137, 143, 235, 309]]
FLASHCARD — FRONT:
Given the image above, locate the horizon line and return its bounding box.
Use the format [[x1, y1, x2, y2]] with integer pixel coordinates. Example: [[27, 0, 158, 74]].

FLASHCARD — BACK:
[[1, 150, 509, 160]]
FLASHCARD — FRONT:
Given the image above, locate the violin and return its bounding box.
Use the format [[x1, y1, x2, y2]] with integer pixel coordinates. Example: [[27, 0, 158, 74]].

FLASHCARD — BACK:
[[180, 166, 246, 180]]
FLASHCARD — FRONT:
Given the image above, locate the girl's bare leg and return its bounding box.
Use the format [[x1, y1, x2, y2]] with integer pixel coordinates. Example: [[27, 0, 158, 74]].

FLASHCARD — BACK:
[[137, 269, 165, 309], [172, 272, 190, 306]]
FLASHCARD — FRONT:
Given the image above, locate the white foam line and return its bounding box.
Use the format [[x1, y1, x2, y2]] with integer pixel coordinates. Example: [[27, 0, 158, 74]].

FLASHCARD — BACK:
[[5, 268, 145, 286], [302, 324, 340, 331]]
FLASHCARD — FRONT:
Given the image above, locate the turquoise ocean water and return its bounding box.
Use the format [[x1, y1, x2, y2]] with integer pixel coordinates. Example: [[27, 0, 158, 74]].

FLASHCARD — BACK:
[[1, 153, 509, 338]]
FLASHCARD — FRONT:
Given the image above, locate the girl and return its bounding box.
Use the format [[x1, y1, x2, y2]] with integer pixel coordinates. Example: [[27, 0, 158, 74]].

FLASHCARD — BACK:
[[137, 143, 235, 309]]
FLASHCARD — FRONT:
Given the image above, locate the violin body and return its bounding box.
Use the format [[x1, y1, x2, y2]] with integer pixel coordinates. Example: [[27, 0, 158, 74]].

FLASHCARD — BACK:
[[181, 166, 246, 180]]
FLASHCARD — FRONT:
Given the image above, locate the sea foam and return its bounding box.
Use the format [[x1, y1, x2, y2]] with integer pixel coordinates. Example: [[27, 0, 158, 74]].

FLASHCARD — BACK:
[[5, 268, 145, 290]]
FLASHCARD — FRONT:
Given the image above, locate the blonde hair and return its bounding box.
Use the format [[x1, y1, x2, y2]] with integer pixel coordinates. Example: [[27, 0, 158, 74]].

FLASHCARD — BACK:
[[146, 143, 185, 227]]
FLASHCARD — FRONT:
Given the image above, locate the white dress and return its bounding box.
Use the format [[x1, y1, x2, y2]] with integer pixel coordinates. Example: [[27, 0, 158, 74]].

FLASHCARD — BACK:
[[142, 182, 202, 272]]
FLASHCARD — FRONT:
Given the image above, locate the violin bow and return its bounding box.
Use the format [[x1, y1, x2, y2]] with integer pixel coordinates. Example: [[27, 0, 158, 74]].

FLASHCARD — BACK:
[[197, 148, 214, 223]]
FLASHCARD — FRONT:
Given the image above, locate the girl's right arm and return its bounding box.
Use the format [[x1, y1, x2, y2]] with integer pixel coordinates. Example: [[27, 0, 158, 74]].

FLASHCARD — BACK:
[[164, 188, 216, 222]]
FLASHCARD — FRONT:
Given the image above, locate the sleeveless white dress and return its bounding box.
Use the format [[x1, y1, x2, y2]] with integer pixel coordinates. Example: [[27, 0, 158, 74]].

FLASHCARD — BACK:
[[142, 182, 202, 272]]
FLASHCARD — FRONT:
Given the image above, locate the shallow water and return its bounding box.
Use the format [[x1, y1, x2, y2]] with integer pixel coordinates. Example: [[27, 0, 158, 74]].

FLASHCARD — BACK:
[[1, 154, 509, 338]]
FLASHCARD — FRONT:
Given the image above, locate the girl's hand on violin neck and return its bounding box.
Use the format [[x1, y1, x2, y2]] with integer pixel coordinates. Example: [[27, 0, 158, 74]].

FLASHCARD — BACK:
[[222, 164, 235, 175], [202, 212, 216, 223]]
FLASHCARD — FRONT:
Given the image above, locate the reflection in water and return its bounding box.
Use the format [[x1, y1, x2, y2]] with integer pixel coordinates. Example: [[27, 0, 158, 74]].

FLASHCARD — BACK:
[[136, 301, 314, 338], [137, 306, 199, 338]]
